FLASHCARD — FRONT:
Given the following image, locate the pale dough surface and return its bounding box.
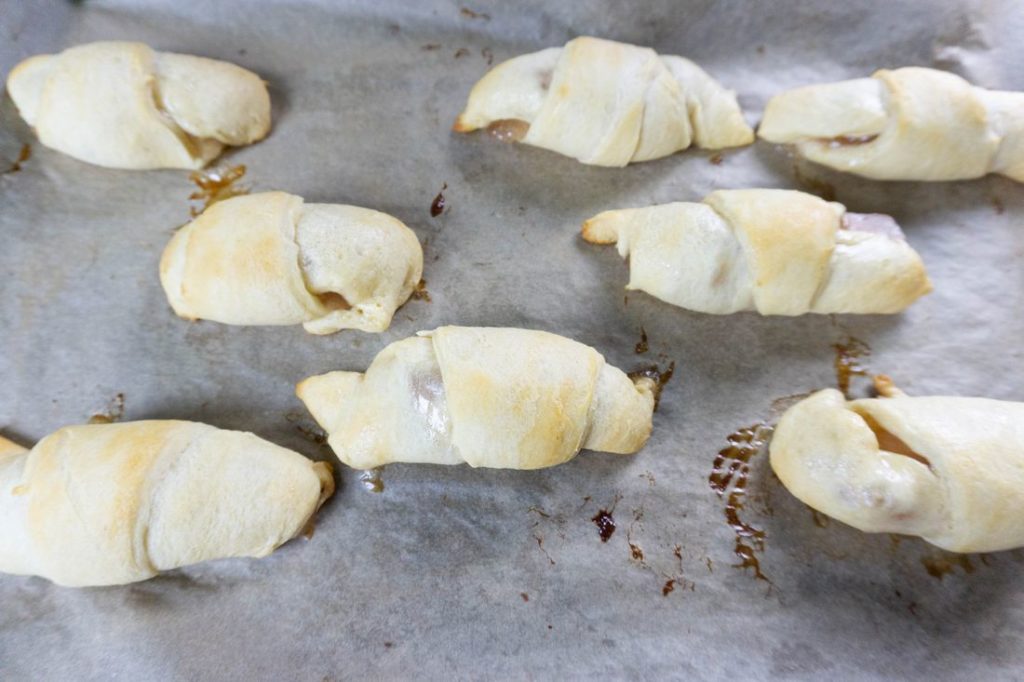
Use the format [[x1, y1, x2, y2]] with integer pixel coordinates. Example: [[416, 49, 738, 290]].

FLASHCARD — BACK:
[[454, 36, 753, 166], [160, 191, 423, 335], [0, 421, 333, 587], [758, 67, 1024, 181], [770, 388, 1024, 553], [297, 326, 657, 470], [6, 41, 271, 169], [582, 189, 932, 315]]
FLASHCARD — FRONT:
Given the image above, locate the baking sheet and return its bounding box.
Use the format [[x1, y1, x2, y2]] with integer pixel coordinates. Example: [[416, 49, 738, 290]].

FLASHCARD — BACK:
[[3, 0, 1024, 679]]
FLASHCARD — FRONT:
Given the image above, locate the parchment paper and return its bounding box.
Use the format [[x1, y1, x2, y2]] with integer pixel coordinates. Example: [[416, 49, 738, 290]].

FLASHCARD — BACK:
[[2, 0, 1024, 679]]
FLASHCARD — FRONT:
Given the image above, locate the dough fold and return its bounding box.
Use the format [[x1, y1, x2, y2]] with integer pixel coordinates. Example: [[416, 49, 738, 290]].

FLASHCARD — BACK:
[[0, 421, 333, 587], [454, 36, 753, 166], [6, 41, 271, 170], [159, 191, 423, 335], [582, 189, 931, 315], [770, 388, 1024, 553], [296, 326, 657, 470], [758, 67, 1024, 181]]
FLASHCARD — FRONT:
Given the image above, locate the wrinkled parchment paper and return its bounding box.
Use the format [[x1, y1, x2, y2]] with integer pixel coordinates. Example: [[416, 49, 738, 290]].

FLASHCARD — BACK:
[[2, 0, 1024, 679]]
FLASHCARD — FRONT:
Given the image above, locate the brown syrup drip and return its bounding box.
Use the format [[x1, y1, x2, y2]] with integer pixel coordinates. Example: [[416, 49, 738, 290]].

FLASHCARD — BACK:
[[629, 543, 645, 561], [922, 554, 976, 580], [359, 468, 385, 493], [411, 279, 431, 302], [460, 7, 491, 20], [662, 579, 676, 596], [454, 47, 470, 59], [634, 327, 649, 354], [430, 183, 447, 217], [628, 362, 675, 410], [834, 336, 871, 398], [827, 134, 879, 148], [709, 152, 723, 165], [592, 509, 616, 542], [3, 143, 31, 174], [188, 164, 248, 217], [487, 119, 530, 143], [88, 393, 125, 424], [709, 422, 774, 582], [520, 592, 529, 602]]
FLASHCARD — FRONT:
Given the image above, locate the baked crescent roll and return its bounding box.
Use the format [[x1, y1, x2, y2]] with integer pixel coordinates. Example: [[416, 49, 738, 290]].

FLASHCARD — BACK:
[[160, 191, 423, 335], [297, 326, 656, 470], [582, 189, 931, 315], [6, 41, 271, 170], [0, 421, 333, 587], [758, 67, 1024, 181], [770, 387, 1024, 553], [453, 36, 753, 166]]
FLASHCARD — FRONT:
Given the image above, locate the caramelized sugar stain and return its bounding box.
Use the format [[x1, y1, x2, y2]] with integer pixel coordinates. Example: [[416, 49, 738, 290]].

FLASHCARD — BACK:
[[430, 183, 447, 217], [922, 554, 976, 580], [709, 422, 774, 582], [662, 579, 676, 596], [834, 336, 871, 398], [359, 467, 385, 493], [459, 6, 491, 20], [88, 393, 125, 424], [626, 506, 648, 566], [709, 152, 723, 165], [592, 509, 617, 542], [520, 592, 529, 602], [634, 327, 649, 354], [487, 119, 530, 143], [411, 279, 431, 302], [454, 48, 470, 59], [3, 143, 31, 174], [628, 362, 675, 410], [188, 164, 248, 217]]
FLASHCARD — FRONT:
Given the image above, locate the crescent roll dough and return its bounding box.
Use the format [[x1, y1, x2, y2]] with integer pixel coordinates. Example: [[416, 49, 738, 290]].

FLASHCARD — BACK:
[[0, 422, 333, 587], [6, 41, 271, 170], [453, 36, 753, 166], [582, 189, 931, 315], [160, 191, 423, 335], [770, 387, 1024, 553], [297, 326, 657, 470], [758, 67, 1024, 181]]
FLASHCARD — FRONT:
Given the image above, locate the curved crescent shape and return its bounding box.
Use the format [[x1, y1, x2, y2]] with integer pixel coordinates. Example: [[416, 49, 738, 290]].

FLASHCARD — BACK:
[[758, 67, 1024, 182], [582, 189, 931, 316], [297, 326, 657, 470], [454, 36, 753, 166], [0, 421, 333, 587], [160, 192, 424, 335], [770, 388, 1024, 553], [6, 41, 271, 170]]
